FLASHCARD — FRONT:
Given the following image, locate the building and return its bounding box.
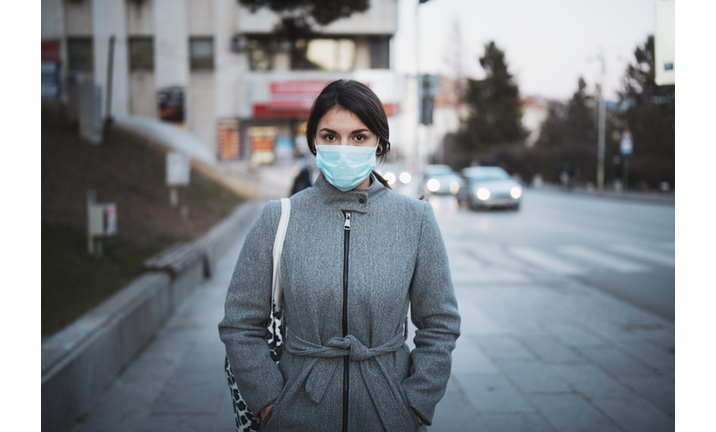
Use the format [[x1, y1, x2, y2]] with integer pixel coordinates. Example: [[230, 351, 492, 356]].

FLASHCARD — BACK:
[[41, 0, 403, 165]]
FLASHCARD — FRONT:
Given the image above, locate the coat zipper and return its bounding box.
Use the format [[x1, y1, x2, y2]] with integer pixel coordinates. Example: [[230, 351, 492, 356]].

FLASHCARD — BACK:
[[342, 210, 351, 432]]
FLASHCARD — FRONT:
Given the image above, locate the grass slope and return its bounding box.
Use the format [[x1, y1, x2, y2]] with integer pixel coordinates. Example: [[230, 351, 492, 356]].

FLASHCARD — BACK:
[[42, 119, 244, 336]]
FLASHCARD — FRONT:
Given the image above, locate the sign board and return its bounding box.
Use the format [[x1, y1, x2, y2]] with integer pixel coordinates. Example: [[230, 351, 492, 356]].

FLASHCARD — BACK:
[[249, 126, 277, 164], [620, 130, 633, 156], [218, 118, 241, 160], [269, 81, 327, 111], [655, 1, 675, 86], [166, 152, 191, 186], [157, 87, 185, 126]]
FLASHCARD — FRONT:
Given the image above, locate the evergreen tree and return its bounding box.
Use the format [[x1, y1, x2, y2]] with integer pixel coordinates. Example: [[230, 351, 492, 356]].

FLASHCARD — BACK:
[[455, 41, 528, 155], [617, 35, 675, 189]]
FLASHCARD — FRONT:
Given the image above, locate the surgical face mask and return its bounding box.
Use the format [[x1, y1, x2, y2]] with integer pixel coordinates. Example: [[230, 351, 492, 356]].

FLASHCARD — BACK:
[[315, 139, 379, 191]]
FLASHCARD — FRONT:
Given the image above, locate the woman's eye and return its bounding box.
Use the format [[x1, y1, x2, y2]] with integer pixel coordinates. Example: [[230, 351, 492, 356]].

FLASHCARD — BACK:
[[355, 135, 365, 141], [323, 135, 335, 141]]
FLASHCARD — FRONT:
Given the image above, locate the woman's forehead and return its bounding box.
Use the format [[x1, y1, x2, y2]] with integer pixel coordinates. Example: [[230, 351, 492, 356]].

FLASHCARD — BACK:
[[317, 106, 368, 131]]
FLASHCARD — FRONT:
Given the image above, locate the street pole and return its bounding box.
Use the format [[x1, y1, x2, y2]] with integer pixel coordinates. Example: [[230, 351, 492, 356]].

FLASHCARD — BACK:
[[415, 0, 421, 170], [104, 35, 116, 138], [596, 52, 606, 196]]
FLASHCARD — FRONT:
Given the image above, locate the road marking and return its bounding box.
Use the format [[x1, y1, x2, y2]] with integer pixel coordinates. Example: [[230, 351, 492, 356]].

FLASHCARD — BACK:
[[558, 245, 650, 273], [510, 246, 587, 275], [609, 244, 675, 267]]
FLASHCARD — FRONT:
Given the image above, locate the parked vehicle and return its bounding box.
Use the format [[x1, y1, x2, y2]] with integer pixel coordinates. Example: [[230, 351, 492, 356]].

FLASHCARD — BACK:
[[421, 164, 462, 196], [457, 166, 523, 210], [375, 163, 414, 196]]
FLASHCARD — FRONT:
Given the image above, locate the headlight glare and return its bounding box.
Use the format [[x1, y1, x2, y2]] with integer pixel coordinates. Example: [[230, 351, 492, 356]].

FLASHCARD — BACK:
[[510, 186, 522, 199], [476, 188, 491, 200], [399, 172, 412, 184], [384, 172, 397, 185], [427, 178, 440, 192], [449, 181, 460, 195]]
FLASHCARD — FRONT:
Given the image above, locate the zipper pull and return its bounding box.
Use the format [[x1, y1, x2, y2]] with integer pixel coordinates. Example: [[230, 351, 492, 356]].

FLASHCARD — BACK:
[[344, 211, 351, 230]]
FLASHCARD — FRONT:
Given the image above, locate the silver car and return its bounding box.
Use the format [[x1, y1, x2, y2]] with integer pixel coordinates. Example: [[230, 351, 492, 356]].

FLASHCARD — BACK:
[[421, 164, 462, 196], [457, 166, 523, 210]]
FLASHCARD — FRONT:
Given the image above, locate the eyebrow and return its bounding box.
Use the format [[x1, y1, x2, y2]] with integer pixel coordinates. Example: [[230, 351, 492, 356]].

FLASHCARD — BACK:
[[319, 128, 370, 135]]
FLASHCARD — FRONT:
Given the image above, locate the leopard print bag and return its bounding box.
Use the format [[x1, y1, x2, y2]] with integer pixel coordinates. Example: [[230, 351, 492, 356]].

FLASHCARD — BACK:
[[224, 198, 290, 432]]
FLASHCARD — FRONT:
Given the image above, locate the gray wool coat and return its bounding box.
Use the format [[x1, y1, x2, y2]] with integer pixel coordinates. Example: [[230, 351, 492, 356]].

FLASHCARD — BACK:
[[219, 173, 461, 431]]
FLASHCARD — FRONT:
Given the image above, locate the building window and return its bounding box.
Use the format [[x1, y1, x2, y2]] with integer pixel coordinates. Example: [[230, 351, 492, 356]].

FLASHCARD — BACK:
[[128, 37, 154, 71], [370, 37, 390, 69], [248, 37, 272, 71], [190, 37, 214, 70], [292, 38, 356, 72], [67, 37, 93, 71]]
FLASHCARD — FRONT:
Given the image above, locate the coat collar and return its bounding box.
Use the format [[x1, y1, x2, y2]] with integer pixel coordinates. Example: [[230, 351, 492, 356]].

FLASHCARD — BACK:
[[313, 172, 387, 214]]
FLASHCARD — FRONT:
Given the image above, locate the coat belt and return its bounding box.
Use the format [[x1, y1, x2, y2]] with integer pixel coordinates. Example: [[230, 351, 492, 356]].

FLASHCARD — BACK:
[[285, 329, 412, 430]]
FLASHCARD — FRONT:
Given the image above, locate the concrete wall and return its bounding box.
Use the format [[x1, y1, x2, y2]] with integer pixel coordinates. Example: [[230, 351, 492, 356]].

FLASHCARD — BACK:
[[41, 0, 64, 39], [64, 0, 92, 36], [127, 0, 154, 35], [129, 72, 157, 118], [93, 0, 129, 116], [154, 0, 189, 89], [189, 73, 216, 154]]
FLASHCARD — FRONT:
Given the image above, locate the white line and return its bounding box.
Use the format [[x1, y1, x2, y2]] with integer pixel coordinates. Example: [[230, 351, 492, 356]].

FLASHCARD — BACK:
[[609, 244, 675, 267], [510, 246, 587, 275], [558, 245, 650, 273]]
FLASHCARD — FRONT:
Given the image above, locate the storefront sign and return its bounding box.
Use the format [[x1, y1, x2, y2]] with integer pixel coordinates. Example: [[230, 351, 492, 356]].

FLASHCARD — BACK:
[[218, 118, 241, 160], [249, 126, 277, 164]]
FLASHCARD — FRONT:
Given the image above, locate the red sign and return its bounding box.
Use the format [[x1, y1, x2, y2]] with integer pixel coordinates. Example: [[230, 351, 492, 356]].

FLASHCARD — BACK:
[[42, 41, 60, 62]]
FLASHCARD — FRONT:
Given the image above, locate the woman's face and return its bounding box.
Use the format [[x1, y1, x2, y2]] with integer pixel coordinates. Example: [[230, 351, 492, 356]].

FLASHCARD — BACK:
[[316, 106, 378, 149]]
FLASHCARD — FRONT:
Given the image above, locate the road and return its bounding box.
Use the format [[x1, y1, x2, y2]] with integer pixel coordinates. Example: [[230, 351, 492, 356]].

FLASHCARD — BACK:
[[427, 189, 675, 322]]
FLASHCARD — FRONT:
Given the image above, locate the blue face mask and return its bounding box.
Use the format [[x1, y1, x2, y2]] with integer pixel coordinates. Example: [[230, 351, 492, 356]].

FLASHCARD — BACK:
[[315, 140, 379, 191]]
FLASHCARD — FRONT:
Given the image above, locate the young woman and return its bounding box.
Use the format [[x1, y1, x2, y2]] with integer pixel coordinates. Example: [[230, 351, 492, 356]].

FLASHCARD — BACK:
[[219, 79, 461, 431]]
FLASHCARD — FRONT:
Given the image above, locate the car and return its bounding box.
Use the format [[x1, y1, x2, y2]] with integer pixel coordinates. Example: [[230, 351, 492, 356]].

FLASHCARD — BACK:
[[456, 166, 523, 210], [375, 163, 415, 196], [421, 164, 462, 196]]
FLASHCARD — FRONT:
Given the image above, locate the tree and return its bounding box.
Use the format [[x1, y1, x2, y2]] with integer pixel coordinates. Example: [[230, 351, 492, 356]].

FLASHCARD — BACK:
[[454, 41, 528, 157], [532, 77, 621, 185], [617, 35, 675, 189], [240, 0, 369, 35]]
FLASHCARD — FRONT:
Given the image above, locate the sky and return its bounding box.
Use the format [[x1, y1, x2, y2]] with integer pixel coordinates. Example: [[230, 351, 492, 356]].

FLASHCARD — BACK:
[[392, 0, 660, 101]]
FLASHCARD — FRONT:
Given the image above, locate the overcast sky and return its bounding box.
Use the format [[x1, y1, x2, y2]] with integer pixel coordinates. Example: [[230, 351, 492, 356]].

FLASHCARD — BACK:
[[392, 0, 660, 101]]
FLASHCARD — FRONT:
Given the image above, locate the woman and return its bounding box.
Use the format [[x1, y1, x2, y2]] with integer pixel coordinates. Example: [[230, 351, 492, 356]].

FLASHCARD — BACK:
[[219, 79, 461, 431]]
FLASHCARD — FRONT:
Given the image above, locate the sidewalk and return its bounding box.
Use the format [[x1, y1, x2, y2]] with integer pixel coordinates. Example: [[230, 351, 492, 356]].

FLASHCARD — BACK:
[[73, 200, 675, 432]]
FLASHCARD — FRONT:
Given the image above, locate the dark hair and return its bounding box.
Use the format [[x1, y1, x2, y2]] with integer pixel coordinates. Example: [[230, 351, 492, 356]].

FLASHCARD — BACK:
[[306, 79, 392, 187]]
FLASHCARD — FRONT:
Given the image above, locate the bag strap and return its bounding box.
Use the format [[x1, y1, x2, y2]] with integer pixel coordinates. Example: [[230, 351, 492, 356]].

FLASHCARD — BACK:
[[271, 198, 291, 310]]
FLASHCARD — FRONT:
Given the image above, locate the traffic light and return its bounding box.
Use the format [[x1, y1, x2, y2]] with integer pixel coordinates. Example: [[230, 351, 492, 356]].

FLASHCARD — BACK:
[[419, 74, 439, 125]]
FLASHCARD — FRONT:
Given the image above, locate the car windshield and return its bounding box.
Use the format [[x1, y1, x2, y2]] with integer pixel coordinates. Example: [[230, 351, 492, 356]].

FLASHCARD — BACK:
[[429, 173, 456, 180], [466, 171, 510, 182], [425, 165, 454, 176]]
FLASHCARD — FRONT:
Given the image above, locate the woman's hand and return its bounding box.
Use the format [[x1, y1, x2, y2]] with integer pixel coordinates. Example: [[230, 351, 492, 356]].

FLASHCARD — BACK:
[[260, 404, 274, 423]]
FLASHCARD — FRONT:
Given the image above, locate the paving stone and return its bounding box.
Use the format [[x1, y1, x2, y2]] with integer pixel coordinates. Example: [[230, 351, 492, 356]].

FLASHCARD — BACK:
[[577, 346, 655, 376], [152, 343, 227, 414], [620, 375, 675, 416], [520, 337, 586, 362], [591, 397, 675, 432], [539, 321, 605, 347], [480, 413, 558, 432], [495, 360, 571, 393], [527, 394, 621, 432], [451, 336, 500, 374], [472, 336, 537, 361], [613, 341, 675, 371], [457, 300, 508, 336], [430, 385, 490, 432], [454, 374, 535, 413], [135, 413, 218, 432], [550, 363, 634, 398]]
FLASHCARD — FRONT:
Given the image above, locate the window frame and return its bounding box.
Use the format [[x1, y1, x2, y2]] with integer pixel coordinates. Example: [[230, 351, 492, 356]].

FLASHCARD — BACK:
[[189, 37, 214, 71], [128, 37, 154, 71]]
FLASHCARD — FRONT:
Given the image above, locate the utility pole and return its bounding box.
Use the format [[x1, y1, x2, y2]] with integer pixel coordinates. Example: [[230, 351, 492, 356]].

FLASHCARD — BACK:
[[596, 51, 606, 196]]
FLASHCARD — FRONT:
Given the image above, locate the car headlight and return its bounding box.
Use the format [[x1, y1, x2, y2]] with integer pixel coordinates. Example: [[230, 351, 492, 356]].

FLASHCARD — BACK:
[[450, 181, 460, 195], [399, 172, 411, 184], [476, 188, 491, 200], [384, 172, 397, 185], [427, 178, 440, 192], [510, 186, 522, 199]]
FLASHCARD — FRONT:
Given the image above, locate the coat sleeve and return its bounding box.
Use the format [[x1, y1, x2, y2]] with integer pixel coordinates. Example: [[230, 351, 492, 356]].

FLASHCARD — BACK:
[[402, 201, 461, 426], [218, 200, 284, 414]]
